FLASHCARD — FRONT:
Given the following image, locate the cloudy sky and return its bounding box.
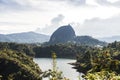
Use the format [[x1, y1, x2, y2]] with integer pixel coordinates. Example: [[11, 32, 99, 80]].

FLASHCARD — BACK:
[[0, 0, 120, 38]]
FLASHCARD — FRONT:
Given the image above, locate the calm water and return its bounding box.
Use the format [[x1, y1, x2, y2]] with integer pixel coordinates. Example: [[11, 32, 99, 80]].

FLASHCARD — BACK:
[[34, 58, 83, 80]]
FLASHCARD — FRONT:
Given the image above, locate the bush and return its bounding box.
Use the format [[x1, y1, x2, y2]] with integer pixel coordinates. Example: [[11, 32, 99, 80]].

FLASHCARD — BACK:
[[0, 49, 42, 80]]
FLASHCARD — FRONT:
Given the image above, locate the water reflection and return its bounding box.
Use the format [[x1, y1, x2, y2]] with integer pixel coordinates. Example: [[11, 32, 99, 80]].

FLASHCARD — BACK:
[[34, 58, 82, 80]]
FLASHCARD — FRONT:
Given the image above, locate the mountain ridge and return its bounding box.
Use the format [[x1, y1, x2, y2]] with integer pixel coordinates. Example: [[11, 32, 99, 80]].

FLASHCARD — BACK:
[[48, 25, 107, 46], [0, 31, 50, 43], [0, 25, 107, 46]]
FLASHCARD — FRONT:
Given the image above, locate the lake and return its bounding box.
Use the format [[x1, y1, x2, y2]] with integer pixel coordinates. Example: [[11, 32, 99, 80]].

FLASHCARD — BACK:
[[34, 58, 83, 80]]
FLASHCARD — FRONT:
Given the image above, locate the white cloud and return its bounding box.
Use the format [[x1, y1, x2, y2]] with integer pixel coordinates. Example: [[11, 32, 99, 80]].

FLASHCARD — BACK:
[[0, 0, 120, 38], [0, 22, 34, 33], [35, 14, 65, 35], [51, 14, 64, 24], [86, 0, 98, 6], [66, 0, 86, 6], [96, 0, 120, 7], [44, 0, 86, 6], [0, 0, 87, 12], [73, 14, 120, 38], [107, 0, 119, 3]]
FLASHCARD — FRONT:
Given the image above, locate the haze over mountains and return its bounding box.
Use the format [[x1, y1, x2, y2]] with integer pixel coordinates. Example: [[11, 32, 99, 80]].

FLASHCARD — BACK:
[[0, 32, 50, 43], [0, 25, 119, 45], [99, 36, 120, 43], [48, 25, 106, 46]]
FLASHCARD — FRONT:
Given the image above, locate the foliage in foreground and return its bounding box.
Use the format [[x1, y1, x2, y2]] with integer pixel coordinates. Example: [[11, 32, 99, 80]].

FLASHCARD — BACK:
[[73, 41, 120, 80], [85, 70, 120, 80], [0, 49, 42, 80]]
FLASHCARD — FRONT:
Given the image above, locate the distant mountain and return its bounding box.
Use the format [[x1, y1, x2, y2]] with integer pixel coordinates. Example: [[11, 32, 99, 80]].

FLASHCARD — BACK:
[[74, 36, 107, 46], [49, 25, 107, 46], [99, 36, 120, 43], [0, 34, 10, 42], [0, 25, 107, 46], [0, 32, 50, 43], [49, 25, 76, 44]]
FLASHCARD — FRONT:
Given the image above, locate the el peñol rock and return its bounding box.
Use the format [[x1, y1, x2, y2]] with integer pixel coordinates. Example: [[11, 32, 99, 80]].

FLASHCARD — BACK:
[[49, 25, 76, 44]]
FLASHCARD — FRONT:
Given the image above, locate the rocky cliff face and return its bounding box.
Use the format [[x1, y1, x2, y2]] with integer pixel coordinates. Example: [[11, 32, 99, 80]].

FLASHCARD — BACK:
[[49, 25, 76, 44], [48, 25, 107, 46]]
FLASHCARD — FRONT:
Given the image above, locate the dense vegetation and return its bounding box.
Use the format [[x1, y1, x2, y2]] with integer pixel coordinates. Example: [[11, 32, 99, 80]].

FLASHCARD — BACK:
[[0, 42, 35, 56], [1, 41, 120, 80], [0, 42, 95, 59], [34, 44, 92, 58], [72, 41, 120, 79], [0, 49, 42, 80], [0, 43, 71, 80]]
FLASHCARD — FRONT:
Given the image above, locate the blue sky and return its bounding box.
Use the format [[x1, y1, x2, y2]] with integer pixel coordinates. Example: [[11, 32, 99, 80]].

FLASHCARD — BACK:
[[0, 0, 120, 38]]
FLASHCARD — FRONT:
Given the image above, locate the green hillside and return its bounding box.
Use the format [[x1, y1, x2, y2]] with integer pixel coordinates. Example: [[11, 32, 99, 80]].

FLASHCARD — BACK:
[[72, 41, 120, 79], [0, 49, 42, 80]]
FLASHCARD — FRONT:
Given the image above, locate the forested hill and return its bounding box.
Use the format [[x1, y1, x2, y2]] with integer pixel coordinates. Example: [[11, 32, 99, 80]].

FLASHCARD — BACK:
[[0, 49, 42, 80], [74, 36, 106, 46], [72, 41, 120, 79], [0, 42, 98, 58]]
